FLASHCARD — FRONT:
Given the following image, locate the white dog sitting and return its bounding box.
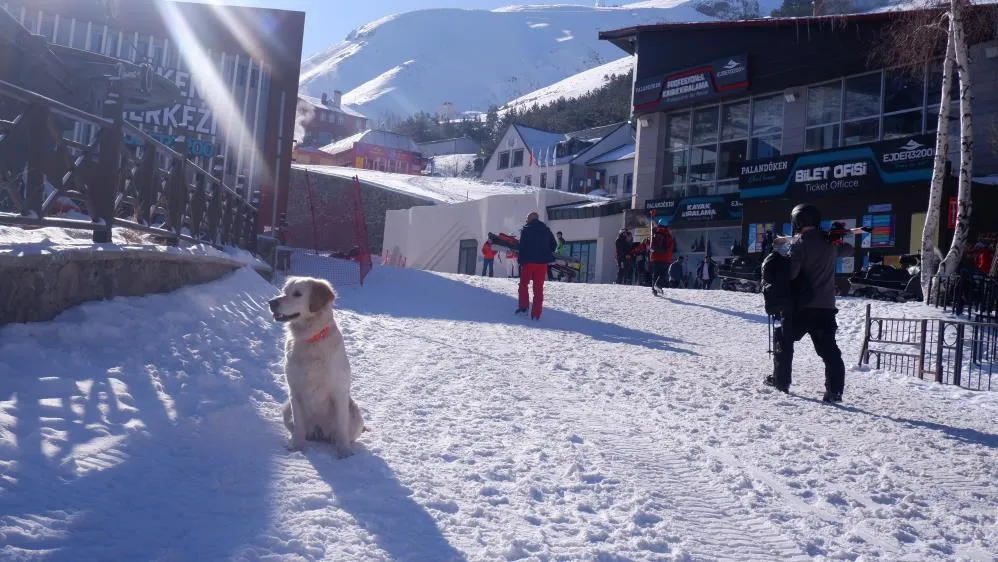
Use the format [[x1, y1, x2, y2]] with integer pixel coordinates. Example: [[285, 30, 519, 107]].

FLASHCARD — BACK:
[[269, 276, 365, 457]]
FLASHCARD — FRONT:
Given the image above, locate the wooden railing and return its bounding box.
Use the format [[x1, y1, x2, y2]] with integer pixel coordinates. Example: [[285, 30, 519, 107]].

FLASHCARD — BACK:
[[0, 77, 258, 253]]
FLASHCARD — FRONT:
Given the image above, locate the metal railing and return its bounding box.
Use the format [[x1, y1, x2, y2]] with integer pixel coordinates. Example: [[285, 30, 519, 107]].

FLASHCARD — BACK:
[[0, 77, 258, 253], [858, 304, 996, 391], [926, 273, 998, 324]]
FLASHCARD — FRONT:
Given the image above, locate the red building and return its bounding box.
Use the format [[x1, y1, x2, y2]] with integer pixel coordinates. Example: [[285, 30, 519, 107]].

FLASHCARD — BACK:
[[296, 92, 368, 146], [310, 129, 424, 175]]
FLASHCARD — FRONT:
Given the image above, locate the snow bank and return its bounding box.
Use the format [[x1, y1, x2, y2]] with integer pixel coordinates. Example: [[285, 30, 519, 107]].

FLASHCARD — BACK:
[[0, 225, 270, 270], [1, 265, 996, 560]]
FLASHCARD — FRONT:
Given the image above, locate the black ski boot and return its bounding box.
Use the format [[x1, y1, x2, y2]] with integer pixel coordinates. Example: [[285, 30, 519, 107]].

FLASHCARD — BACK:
[[763, 376, 789, 393], [822, 392, 843, 403], [515, 307, 528, 315]]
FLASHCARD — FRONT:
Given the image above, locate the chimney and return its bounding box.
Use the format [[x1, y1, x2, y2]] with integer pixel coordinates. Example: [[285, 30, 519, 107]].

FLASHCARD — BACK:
[[321, 92, 328, 105], [332, 90, 342, 109]]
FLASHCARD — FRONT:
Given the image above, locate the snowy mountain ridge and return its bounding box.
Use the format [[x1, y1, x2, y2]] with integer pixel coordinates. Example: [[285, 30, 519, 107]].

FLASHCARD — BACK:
[[298, 1, 789, 121]]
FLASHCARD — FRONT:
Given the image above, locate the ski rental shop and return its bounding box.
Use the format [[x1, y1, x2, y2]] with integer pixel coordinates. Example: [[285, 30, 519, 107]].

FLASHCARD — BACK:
[[600, 6, 998, 272]]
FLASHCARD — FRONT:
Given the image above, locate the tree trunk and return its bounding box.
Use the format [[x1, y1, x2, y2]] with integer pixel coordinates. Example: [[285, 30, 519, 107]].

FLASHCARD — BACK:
[[921, 20, 955, 301], [939, 0, 974, 276]]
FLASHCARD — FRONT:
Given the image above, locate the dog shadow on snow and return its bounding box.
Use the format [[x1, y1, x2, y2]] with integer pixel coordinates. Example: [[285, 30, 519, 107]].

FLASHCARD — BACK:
[[304, 445, 466, 562], [339, 270, 697, 355]]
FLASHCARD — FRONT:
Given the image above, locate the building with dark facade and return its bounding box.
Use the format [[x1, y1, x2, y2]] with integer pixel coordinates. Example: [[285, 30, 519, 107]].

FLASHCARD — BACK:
[[601, 7, 998, 271], [1, 0, 305, 235], [297, 91, 368, 147]]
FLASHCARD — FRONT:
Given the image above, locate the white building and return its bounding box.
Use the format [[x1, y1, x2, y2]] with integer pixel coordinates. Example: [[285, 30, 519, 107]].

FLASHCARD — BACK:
[[383, 190, 628, 283], [585, 142, 635, 199], [479, 123, 633, 193]]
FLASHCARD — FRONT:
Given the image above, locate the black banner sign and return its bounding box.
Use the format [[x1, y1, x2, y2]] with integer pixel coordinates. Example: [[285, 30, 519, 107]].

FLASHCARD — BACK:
[[633, 54, 749, 113], [739, 134, 937, 200], [644, 193, 742, 227]]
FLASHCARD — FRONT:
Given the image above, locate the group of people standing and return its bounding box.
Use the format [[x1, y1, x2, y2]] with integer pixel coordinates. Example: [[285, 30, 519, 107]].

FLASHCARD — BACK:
[[615, 225, 718, 290]]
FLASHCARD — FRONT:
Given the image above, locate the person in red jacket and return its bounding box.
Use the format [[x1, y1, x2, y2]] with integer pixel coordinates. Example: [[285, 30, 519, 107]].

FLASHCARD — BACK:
[[649, 223, 674, 290], [975, 242, 993, 276], [481, 240, 498, 277]]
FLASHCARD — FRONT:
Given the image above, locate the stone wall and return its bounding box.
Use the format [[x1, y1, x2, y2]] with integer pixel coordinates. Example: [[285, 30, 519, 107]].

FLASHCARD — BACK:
[[0, 250, 256, 325], [286, 168, 435, 255]]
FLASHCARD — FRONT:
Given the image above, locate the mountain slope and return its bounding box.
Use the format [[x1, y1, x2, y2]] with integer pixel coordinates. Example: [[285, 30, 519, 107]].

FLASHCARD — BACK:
[[299, 1, 768, 121], [499, 55, 634, 116]]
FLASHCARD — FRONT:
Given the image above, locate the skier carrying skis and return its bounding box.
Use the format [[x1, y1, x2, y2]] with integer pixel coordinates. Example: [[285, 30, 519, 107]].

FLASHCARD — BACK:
[[516, 211, 557, 320], [764, 204, 852, 402]]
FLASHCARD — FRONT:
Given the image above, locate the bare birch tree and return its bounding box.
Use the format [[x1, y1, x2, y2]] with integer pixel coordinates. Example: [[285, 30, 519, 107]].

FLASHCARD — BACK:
[[938, 0, 974, 276], [923, 19, 955, 298]]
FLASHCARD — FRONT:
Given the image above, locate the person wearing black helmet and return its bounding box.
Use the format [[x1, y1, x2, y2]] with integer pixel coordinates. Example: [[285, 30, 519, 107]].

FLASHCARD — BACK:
[[764, 203, 852, 402]]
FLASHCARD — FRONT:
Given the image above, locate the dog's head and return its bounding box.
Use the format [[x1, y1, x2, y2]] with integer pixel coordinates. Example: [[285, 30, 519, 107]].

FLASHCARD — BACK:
[[268, 277, 336, 324]]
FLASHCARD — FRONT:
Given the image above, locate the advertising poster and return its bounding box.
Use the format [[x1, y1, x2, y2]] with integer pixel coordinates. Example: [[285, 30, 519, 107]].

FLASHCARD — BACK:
[[633, 54, 749, 113], [747, 222, 775, 253], [861, 214, 895, 249]]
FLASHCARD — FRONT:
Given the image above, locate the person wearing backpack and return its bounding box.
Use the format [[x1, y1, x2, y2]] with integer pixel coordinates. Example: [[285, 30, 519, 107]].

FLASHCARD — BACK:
[[650, 224, 674, 290], [764, 204, 852, 402], [516, 211, 557, 320]]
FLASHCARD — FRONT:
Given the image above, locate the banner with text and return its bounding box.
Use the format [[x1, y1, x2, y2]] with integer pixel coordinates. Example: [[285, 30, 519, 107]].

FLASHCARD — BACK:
[[644, 193, 742, 227], [739, 134, 936, 200], [633, 54, 749, 113]]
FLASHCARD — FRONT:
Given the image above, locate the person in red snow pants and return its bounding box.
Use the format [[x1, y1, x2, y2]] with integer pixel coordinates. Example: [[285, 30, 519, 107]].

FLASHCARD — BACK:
[[516, 211, 557, 320]]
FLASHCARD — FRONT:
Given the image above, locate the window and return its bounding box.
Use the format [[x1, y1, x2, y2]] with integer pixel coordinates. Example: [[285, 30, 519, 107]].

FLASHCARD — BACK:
[[514, 176, 521, 184], [662, 95, 777, 197], [512, 149, 524, 167], [540, 172, 547, 188], [883, 66, 925, 140], [525, 175, 532, 186], [608, 175, 619, 195], [555, 170, 563, 189], [497, 151, 510, 169], [842, 73, 881, 145], [623, 173, 633, 195], [806, 81, 842, 151]]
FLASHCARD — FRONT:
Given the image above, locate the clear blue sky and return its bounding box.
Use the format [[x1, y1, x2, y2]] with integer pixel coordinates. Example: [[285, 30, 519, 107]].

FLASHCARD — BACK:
[[187, 0, 571, 59]]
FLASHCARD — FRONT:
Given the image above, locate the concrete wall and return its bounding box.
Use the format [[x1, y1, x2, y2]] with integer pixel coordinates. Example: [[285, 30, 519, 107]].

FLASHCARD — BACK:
[[286, 167, 435, 255], [0, 251, 255, 325], [383, 190, 596, 278]]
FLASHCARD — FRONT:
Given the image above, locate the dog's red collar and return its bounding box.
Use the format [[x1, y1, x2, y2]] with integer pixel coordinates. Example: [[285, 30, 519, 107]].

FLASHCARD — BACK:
[[307, 325, 333, 344]]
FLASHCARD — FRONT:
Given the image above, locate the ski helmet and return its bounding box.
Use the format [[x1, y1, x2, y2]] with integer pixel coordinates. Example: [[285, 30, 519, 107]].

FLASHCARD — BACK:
[[791, 204, 821, 233]]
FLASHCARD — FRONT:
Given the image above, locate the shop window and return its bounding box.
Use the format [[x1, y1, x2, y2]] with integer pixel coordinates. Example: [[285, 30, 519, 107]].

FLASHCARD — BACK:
[[883, 111, 923, 140], [751, 135, 781, 159], [843, 119, 879, 147], [555, 170, 563, 189], [512, 149, 524, 167], [497, 151, 510, 169], [667, 112, 691, 149], [884, 67, 924, 114], [688, 143, 717, 188], [806, 124, 839, 151], [540, 172, 547, 188], [692, 107, 719, 144], [717, 139, 747, 182], [807, 81, 842, 127], [751, 94, 783, 137], [564, 240, 597, 283], [663, 149, 688, 187], [844, 73, 882, 121], [721, 101, 750, 140]]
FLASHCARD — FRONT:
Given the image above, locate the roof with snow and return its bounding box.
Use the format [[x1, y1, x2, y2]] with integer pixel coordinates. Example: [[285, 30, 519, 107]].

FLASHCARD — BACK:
[[587, 143, 635, 165], [320, 129, 420, 156], [299, 94, 368, 119], [510, 122, 629, 167], [566, 123, 626, 144]]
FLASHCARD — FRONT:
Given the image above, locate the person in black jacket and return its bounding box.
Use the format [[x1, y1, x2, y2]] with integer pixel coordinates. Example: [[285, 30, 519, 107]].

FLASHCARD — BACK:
[[516, 212, 557, 320], [764, 204, 852, 402], [615, 229, 632, 284]]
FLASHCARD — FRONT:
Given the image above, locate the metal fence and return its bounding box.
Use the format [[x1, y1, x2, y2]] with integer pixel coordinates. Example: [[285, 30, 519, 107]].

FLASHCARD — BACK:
[[858, 304, 996, 391], [926, 273, 998, 324], [0, 77, 258, 253]]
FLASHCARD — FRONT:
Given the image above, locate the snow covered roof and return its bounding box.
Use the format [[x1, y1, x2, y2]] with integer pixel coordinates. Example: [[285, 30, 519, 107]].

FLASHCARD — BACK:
[[587, 143, 636, 165], [567, 123, 626, 144], [320, 129, 420, 156], [512, 124, 566, 155], [299, 94, 367, 119], [295, 163, 595, 205]]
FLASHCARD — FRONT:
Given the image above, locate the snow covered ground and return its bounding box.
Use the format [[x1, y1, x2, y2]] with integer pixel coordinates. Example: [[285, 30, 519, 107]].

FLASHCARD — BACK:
[[1, 266, 996, 560], [427, 154, 480, 177]]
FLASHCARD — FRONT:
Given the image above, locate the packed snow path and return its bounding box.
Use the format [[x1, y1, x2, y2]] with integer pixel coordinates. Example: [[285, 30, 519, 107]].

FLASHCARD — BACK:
[[1, 267, 996, 561]]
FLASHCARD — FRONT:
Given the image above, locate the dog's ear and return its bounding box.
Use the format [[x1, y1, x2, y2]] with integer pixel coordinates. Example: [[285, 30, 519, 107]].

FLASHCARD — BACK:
[[308, 279, 335, 312]]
